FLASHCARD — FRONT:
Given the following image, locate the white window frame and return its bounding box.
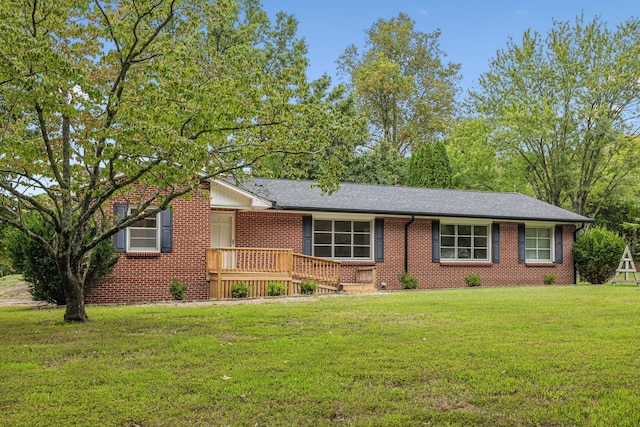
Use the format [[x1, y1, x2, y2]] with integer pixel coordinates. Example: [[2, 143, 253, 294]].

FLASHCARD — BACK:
[[525, 225, 553, 262], [312, 217, 374, 261], [440, 221, 491, 261], [126, 207, 161, 252]]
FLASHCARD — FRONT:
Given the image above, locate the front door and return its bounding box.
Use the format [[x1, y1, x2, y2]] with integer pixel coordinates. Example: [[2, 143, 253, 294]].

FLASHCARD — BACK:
[[211, 212, 235, 268]]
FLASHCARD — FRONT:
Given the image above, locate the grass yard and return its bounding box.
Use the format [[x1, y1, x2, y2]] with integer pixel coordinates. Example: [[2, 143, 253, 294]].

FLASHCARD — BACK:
[[1, 286, 640, 426]]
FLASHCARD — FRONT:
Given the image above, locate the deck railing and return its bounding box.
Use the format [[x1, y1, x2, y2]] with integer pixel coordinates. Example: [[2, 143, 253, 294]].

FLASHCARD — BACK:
[[206, 248, 341, 298], [292, 253, 340, 284]]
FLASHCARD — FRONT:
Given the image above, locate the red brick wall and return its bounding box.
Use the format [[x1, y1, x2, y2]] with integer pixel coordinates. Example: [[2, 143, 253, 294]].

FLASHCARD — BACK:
[[376, 219, 576, 290], [85, 187, 211, 304], [235, 211, 302, 252], [235, 213, 577, 289], [88, 202, 578, 303]]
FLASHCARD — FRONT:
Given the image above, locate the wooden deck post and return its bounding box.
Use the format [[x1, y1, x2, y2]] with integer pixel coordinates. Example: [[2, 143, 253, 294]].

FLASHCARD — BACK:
[[217, 248, 223, 299]]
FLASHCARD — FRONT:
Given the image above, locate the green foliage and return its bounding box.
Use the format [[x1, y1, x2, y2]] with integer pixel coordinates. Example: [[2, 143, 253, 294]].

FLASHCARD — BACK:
[[445, 118, 529, 193], [573, 227, 626, 284], [169, 278, 188, 300], [338, 13, 460, 155], [471, 15, 640, 216], [231, 282, 251, 299], [5, 212, 117, 304], [399, 272, 418, 289], [543, 274, 557, 285], [5, 215, 63, 304], [407, 142, 452, 188], [465, 274, 481, 287], [252, 75, 368, 184], [299, 280, 318, 295], [266, 281, 287, 297], [0, 223, 15, 277], [0, 0, 361, 321], [341, 141, 408, 185]]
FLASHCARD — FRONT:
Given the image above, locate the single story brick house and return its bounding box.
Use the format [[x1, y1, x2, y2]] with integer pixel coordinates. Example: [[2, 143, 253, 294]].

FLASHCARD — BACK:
[[86, 178, 593, 303]]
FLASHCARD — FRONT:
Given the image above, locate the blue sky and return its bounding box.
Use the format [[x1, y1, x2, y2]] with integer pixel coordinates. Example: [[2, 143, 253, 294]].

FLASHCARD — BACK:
[[262, 1, 636, 94]]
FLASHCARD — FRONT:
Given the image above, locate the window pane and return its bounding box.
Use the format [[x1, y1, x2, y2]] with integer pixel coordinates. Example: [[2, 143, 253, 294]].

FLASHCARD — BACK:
[[525, 239, 537, 249], [538, 228, 551, 238], [474, 237, 487, 248], [353, 222, 370, 232], [354, 234, 369, 245], [314, 246, 332, 257], [458, 237, 471, 248], [335, 246, 351, 257], [458, 225, 471, 235], [335, 233, 351, 245], [311, 218, 373, 260], [314, 220, 332, 231], [526, 249, 537, 259], [458, 248, 471, 259], [128, 208, 158, 251], [130, 228, 157, 239], [525, 228, 537, 238], [538, 238, 551, 249], [441, 248, 455, 259], [130, 238, 156, 249], [441, 236, 455, 247], [132, 217, 156, 228], [334, 221, 351, 232], [354, 246, 370, 258], [538, 250, 551, 260], [314, 233, 331, 244], [474, 226, 488, 236], [441, 224, 455, 235], [474, 249, 487, 259]]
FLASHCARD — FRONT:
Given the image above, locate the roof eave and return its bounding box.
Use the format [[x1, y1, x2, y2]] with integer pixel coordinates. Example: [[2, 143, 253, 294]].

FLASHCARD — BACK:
[[271, 205, 594, 223]]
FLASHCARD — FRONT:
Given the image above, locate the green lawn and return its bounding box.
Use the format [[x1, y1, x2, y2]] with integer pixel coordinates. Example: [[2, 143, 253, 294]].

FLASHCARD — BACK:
[[1, 286, 639, 426]]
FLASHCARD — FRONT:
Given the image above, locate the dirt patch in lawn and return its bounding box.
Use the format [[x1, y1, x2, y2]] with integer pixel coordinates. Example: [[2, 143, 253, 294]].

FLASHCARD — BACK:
[[0, 275, 32, 302]]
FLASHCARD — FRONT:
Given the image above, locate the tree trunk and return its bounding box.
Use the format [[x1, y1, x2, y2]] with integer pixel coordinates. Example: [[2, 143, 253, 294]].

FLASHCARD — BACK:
[[61, 268, 88, 322]]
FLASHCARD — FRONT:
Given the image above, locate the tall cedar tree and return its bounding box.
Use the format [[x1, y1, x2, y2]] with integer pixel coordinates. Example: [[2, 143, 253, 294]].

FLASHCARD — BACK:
[[407, 142, 452, 188]]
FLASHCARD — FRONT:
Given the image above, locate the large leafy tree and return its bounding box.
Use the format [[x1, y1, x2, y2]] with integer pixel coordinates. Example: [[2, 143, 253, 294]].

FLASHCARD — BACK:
[[445, 118, 529, 193], [0, 0, 358, 322], [251, 74, 368, 182], [337, 13, 460, 155], [470, 15, 640, 216]]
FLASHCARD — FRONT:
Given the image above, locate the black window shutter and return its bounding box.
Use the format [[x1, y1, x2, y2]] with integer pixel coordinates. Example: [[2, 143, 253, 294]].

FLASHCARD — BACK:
[[555, 225, 563, 264], [375, 218, 384, 262], [518, 224, 526, 263], [492, 223, 500, 263], [302, 216, 312, 255], [160, 209, 173, 253], [432, 220, 440, 263], [114, 204, 127, 253]]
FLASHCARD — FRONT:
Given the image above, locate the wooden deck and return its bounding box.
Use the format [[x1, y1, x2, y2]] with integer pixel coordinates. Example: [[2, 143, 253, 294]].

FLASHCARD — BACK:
[[206, 248, 344, 298]]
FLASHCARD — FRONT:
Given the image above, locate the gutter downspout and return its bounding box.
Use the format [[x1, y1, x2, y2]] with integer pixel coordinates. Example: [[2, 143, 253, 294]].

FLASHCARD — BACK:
[[573, 223, 586, 284], [404, 215, 415, 273]]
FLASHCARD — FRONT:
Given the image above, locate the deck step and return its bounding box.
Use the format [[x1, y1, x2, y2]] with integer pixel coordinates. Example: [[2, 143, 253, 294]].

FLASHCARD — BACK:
[[340, 283, 377, 294]]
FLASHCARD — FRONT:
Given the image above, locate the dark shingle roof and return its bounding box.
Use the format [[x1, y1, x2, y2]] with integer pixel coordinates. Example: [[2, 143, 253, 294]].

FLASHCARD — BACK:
[[241, 178, 593, 223]]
